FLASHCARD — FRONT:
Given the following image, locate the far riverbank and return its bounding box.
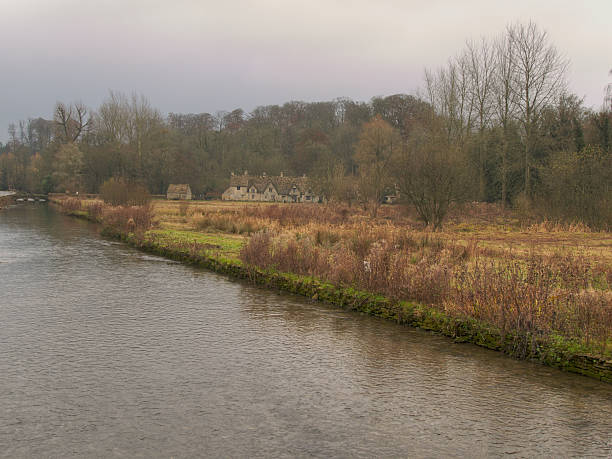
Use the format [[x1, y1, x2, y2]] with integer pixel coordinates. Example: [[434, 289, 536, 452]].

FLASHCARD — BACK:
[[0, 191, 15, 209]]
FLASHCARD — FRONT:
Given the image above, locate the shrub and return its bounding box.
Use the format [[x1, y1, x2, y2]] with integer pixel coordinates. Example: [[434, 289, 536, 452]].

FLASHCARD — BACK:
[[103, 204, 154, 234], [100, 178, 151, 206], [240, 231, 273, 267], [61, 197, 81, 212]]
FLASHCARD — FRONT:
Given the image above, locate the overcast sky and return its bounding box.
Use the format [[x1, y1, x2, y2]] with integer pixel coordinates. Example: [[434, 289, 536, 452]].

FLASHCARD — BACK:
[[1, 0, 610, 142]]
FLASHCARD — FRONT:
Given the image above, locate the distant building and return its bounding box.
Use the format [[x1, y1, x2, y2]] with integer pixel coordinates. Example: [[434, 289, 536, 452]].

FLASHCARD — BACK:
[[167, 184, 192, 200], [383, 185, 400, 204], [222, 172, 321, 203]]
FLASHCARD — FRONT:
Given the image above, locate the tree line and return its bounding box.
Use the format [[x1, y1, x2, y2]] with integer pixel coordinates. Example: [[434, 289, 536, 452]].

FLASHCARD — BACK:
[[1, 22, 610, 228]]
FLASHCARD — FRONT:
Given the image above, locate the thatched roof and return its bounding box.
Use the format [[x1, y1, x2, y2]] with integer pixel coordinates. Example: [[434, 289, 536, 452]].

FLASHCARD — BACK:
[[167, 184, 191, 194], [229, 175, 250, 187], [271, 176, 310, 194], [228, 174, 311, 195]]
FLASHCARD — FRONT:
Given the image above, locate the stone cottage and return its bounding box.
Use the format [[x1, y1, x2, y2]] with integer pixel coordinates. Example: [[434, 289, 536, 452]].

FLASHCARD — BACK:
[[167, 184, 192, 200], [222, 172, 320, 203]]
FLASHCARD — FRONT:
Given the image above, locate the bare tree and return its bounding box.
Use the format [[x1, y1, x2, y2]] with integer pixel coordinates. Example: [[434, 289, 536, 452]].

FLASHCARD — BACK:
[[466, 38, 496, 201], [395, 116, 468, 230], [424, 53, 475, 148], [54, 101, 91, 143], [492, 32, 519, 209], [507, 22, 569, 197], [96, 90, 131, 144], [128, 92, 162, 165]]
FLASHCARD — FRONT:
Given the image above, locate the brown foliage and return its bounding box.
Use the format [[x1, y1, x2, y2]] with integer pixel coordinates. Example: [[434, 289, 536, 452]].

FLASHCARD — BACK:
[[100, 178, 151, 206], [60, 197, 82, 212], [103, 204, 154, 234], [242, 203, 350, 226]]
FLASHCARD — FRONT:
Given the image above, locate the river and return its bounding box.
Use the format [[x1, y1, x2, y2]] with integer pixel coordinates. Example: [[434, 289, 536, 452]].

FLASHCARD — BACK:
[[0, 204, 611, 458]]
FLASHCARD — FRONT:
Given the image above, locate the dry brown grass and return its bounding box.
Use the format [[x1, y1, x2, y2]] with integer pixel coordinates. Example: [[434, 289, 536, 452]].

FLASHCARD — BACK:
[[240, 229, 611, 355], [54, 196, 155, 235]]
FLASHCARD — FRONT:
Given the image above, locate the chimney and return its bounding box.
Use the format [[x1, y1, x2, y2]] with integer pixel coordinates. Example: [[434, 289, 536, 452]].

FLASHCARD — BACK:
[[244, 170, 248, 176], [231, 171, 234, 176], [262, 172, 266, 177], [280, 171, 284, 177]]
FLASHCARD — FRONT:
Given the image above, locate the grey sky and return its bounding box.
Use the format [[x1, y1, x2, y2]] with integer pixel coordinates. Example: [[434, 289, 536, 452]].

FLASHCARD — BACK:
[[1, 0, 610, 142]]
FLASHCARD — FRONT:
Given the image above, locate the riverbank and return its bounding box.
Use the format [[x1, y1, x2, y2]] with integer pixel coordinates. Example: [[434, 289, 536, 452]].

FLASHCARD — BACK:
[[49, 196, 612, 383]]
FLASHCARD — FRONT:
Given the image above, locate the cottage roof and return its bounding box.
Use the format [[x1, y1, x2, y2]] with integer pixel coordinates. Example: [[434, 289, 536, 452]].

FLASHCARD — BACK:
[[167, 184, 191, 194], [270, 176, 310, 195], [227, 174, 312, 195], [249, 178, 273, 192], [229, 175, 250, 187]]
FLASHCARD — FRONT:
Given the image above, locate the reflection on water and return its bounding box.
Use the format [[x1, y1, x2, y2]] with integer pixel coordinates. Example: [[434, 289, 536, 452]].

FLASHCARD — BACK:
[[1, 205, 611, 458]]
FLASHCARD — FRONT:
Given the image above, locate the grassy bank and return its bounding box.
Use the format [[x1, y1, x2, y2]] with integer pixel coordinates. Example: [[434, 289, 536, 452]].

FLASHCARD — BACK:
[[50, 196, 612, 383]]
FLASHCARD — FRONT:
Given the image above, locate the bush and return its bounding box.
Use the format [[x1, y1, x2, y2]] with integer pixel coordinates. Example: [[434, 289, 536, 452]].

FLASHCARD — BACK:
[[61, 197, 81, 212], [103, 204, 154, 234], [100, 178, 151, 206]]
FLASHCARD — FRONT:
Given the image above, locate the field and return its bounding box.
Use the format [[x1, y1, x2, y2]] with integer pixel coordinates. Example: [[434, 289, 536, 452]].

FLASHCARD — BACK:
[[153, 199, 612, 263], [53, 196, 612, 360]]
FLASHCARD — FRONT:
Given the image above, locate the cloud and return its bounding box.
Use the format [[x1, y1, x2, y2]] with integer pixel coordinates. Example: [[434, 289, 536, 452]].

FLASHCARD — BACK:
[[0, 0, 610, 141]]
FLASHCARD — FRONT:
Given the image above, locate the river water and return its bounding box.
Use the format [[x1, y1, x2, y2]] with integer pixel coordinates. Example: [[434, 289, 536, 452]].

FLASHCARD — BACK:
[[0, 205, 610, 458]]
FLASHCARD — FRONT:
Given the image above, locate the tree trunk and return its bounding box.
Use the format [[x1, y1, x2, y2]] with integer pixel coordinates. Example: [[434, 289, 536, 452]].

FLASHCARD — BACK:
[[524, 123, 531, 198], [501, 128, 508, 210]]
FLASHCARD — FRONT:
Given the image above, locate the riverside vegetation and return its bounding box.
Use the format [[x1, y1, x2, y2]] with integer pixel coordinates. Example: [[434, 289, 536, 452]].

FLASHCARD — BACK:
[[51, 195, 612, 382]]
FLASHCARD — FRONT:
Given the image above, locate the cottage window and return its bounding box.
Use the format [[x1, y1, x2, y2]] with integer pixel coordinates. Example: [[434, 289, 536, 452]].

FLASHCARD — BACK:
[[236, 186, 241, 190]]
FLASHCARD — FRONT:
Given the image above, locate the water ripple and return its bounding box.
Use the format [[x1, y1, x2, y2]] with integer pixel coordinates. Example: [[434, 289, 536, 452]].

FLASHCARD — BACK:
[[0, 206, 611, 458]]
